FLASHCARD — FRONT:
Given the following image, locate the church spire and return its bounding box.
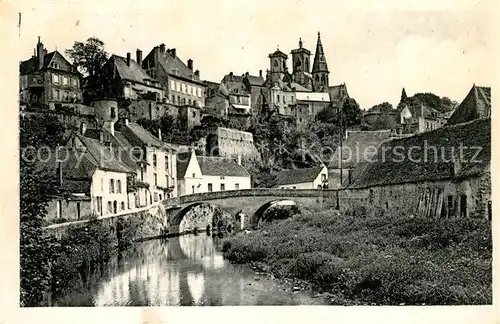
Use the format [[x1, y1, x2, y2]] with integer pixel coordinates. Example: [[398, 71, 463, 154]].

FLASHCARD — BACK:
[[312, 31, 328, 73]]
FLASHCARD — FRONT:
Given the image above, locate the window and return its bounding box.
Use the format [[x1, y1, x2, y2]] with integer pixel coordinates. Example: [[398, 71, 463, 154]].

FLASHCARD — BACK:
[[220, 176, 225, 180], [192, 111, 196, 118], [220, 183, 225, 191], [154, 173, 157, 186], [121, 202, 125, 210], [153, 154, 157, 168], [100, 178, 104, 191], [108, 201, 112, 213], [62, 76, 68, 86], [165, 156, 169, 171], [292, 186, 296, 189], [192, 173, 196, 178], [182, 98, 186, 105], [117, 180, 121, 193], [52, 74, 59, 84], [460, 194, 467, 218], [140, 166, 144, 181], [192, 185, 195, 194], [176, 82, 180, 91], [299, 118, 302, 122], [208, 183, 213, 192], [274, 60, 278, 67], [188, 99, 192, 106], [235, 183, 240, 190], [154, 192, 158, 202], [321, 174, 326, 182], [110, 107, 116, 119], [277, 94, 280, 102], [177, 96, 181, 104], [447, 195, 454, 218], [283, 96, 286, 103], [170, 80, 176, 90], [52, 89, 59, 100], [71, 78, 77, 87], [197, 88, 201, 97], [166, 176, 169, 188], [110, 179, 115, 193]]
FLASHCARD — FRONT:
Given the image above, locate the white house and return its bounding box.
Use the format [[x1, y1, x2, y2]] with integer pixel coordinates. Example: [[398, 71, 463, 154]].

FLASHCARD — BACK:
[[120, 121, 178, 202], [274, 165, 328, 189], [176, 151, 251, 196], [44, 132, 136, 222]]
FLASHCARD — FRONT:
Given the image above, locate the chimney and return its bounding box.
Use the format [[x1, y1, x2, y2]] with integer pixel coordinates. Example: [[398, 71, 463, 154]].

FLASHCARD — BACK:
[[36, 36, 45, 70], [126, 52, 131, 66], [158, 128, 162, 141], [259, 70, 262, 78], [187, 59, 193, 70], [159, 44, 166, 54], [57, 160, 63, 187], [170, 48, 176, 57], [136, 49, 143, 67]]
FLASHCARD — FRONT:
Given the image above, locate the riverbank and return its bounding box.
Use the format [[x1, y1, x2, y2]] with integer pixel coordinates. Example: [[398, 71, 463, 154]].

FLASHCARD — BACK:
[[222, 209, 492, 305]]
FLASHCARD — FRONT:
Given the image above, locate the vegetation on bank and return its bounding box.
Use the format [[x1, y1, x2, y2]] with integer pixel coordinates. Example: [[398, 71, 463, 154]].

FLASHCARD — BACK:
[[222, 210, 492, 305]]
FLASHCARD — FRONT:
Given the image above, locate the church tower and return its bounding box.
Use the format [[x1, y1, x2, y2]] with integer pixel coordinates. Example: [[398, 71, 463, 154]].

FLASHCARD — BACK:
[[291, 38, 312, 89], [312, 32, 329, 92], [268, 47, 288, 82]]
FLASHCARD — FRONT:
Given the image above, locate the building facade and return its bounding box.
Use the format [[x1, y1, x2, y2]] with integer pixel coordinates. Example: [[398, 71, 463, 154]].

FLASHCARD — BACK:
[[176, 151, 251, 196], [20, 37, 82, 109], [274, 165, 328, 189]]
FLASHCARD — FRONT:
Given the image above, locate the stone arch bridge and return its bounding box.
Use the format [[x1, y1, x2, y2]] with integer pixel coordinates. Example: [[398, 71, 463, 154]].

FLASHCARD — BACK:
[[160, 189, 338, 235]]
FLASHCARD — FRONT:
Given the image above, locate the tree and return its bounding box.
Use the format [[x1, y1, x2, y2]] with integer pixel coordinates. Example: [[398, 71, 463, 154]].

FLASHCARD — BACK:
[[371, 113, 399, 131], [340, 98, 363, 128], [20, 115, 66, 306], [369, 102, 394, 113], [65, 37, 108, 80], [189, 115, 228, 143], [315, 106, 337, 124]]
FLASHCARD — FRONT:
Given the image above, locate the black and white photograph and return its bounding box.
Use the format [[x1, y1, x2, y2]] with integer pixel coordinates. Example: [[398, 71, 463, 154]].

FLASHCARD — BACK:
[[1, 0, 496, 321]]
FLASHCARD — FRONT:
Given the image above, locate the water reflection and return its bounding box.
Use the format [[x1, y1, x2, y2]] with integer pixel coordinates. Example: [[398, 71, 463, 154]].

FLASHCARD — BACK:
[[55, 234, 328, 306]]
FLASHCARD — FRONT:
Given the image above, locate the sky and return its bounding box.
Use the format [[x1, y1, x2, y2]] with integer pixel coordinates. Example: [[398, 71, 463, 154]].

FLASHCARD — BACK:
[[7, 0, 496, 109]]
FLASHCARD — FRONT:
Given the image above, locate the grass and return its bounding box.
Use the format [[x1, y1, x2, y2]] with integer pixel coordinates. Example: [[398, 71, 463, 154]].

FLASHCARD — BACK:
[[222, 209, 492, 305]]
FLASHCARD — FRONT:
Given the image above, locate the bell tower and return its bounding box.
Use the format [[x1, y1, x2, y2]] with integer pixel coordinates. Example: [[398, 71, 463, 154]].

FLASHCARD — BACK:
[[312, 32, 330, 92], [268, 47, 288, 82], [291, 38, 312, 89]]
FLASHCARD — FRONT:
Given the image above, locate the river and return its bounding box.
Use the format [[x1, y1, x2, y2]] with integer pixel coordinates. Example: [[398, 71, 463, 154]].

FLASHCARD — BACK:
[[51, 233, 329, 306]]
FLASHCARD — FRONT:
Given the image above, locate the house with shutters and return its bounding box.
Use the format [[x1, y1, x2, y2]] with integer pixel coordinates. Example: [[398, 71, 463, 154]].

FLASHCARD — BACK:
[[42, 131, 136, 222], [20, 37, 82, 109], [274, 165, 328, 189], [340, 118, 491, 220], [176, 151, 251, 196]]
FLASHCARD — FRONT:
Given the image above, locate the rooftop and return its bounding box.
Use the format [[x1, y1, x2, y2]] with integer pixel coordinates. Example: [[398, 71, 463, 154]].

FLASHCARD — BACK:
[[447, 85, 491, 126], [275, 165, 326, 186]]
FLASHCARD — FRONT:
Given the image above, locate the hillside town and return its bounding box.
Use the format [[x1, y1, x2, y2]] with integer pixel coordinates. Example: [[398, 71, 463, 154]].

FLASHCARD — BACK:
[[18, 30, 492, 309], [20, 34, 491, 223]]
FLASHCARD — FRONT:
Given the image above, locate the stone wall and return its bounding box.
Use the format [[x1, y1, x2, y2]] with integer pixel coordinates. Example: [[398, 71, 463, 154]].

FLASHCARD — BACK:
[[46, 198, 93, 222], [338, 175, 490, 220], [207, 127, 260, 159]]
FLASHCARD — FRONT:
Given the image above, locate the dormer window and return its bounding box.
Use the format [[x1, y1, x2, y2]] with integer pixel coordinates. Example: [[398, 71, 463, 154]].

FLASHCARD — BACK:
[[51, 62, 59, 69]]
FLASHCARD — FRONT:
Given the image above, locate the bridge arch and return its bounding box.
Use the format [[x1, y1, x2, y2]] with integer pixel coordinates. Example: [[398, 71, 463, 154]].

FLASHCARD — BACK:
[[169, 202, 235, 235], [250, 199, 306, 228]]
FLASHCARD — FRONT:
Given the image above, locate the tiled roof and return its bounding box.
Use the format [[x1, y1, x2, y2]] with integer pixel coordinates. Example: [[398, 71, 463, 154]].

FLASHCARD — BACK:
[[112, 55, 161, 87], [269, 49, 288, 58], [247, 75, 265, 87], [76, 134, 135, 174], [289, 82, 311, 92], [275, 166, 325, 186], [328, 130, 393, 169], [404, 103, 442, 120], [348, 118, 491, 189], [121, 122, 175, 150], [328, 84, 349, 101], [20, 57, 37, 75], [176, 152, 192, 179], [154, 48, 203, 84], [447, 85, 491, 126], [197, 156, 250, 177]]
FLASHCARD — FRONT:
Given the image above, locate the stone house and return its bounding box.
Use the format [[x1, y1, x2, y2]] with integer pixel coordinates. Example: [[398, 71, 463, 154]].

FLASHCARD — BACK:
[[400, 103, 446, 134], [176, 151, 251, 196], [20, 37, 82, 109], [446, 84, 491, 126], [43, 131, 136, 222], [119, 121, 178, 202], [274, 165, 328, 189], [339, 118, 491, 220], [142, 44, 205, 130], [328, 130, 394, 189]]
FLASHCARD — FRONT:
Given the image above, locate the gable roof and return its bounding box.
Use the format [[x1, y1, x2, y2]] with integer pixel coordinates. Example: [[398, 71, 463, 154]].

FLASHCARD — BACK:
[[403, 103, 442, 120], [176, 152, 193, 179], [447, 85, 491, 126], [328, 130, 393, 169], [197, 156, 250, 177], [274, 166, 325, 186], [246, 74, 265, 87], [328, 84, 349, 101], [148, 47, 204, 85], [348, 118, 491, 189], [112, 55, 161, 88], [20, 51, 78, 75], [120, 122, 175, 151]]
